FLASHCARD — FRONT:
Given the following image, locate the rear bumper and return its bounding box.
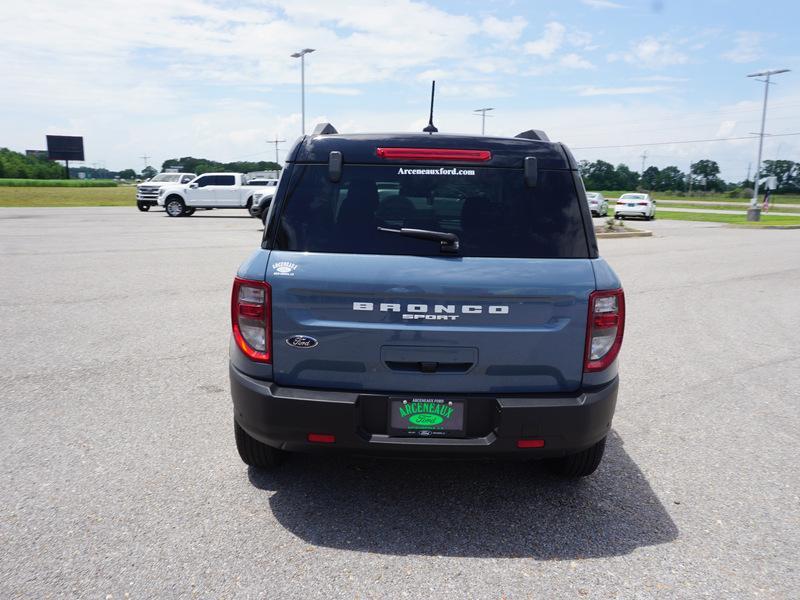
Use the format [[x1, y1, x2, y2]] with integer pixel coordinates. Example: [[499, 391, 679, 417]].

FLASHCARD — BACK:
[[230, 365, 618, 458], [615, 207, 649, 217]]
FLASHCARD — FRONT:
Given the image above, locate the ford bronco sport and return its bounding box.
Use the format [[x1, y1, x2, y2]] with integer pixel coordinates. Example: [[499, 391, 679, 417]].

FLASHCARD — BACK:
[[229, 123, 624, 478]]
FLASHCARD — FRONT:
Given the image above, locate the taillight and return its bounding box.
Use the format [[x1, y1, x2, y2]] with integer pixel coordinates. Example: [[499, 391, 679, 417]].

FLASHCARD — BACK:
[[231, 277, 271, 363], [584, 289, 625, 372], [636, 202, 648, 206], [376, 147, 491, 161]]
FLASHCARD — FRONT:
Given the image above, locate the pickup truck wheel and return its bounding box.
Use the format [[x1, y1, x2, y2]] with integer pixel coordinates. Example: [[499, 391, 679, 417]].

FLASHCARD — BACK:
[[137, 202, 150, 212], [184, 207, 196, 216], [546, 436, 606, 478], [234, 420, 285, 468], [165, 197, 186, 217], [261, 211, 268, 226]]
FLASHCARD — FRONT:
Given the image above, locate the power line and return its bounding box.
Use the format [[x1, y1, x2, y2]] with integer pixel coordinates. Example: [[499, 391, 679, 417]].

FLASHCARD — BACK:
[[572, 132, 800, 150]]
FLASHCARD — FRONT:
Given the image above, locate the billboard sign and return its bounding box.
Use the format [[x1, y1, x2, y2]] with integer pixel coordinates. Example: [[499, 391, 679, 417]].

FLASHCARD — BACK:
[[46, 135, 85, 161]]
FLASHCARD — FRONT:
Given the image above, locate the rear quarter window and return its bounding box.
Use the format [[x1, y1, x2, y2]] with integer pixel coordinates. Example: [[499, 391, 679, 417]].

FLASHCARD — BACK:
[[272, 165, 589, 259]]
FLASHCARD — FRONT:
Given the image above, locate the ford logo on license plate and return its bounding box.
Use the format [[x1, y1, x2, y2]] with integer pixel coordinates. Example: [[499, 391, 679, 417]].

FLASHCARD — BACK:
[[286, 335, 318, 348]]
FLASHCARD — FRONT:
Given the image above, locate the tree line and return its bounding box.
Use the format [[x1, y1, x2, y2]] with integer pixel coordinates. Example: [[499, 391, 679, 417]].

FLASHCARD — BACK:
[[161, 157, 281, 175], [578, 158, 800, 194], [0, 148, 66, 179]]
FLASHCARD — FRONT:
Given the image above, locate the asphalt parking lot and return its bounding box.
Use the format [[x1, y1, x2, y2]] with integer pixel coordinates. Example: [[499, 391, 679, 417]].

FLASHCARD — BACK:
[[1, 207, 798, 598]]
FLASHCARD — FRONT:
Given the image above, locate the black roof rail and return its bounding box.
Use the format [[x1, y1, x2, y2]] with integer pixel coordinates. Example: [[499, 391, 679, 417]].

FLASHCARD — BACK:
[[311, 123, 338, 136], [515, 129, 550, 142]]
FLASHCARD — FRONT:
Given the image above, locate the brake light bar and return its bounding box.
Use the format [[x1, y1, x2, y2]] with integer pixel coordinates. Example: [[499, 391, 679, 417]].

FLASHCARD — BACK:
[[376, 147, 491, 162], [231, 277, 271, 363], [584, 289, 625, 372]]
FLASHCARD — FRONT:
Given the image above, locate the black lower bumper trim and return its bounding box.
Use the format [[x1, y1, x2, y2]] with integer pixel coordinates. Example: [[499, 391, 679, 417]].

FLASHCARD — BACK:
[[230, 365, 618, 458]]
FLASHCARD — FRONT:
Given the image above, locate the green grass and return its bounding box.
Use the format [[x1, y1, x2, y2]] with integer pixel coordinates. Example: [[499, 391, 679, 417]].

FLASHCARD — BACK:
[[0, 186, 135, 206], [654, 210, 800, 226], [644, 202, 800, 214], [597, 190, 800, 204], [0, 178, 118, 187]]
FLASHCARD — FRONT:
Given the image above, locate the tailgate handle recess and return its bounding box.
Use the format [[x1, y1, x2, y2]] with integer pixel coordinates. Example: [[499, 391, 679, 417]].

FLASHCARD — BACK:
[[385, 361, 473, 374]]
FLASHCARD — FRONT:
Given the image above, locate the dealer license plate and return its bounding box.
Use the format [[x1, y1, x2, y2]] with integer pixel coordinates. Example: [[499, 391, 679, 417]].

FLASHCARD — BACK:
[[388, 397, 466, 437]]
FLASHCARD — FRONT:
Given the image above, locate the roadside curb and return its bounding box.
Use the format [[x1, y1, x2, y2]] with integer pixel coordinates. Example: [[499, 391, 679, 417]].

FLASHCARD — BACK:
[[595, 229, 653, 238]]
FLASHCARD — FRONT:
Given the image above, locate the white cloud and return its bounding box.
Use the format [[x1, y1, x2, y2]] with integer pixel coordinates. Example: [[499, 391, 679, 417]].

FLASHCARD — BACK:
[[722, 31, 765, 63], [310, 86, 362, 96], [560, 53, 594, 70], [482, 15, 527, 42], [523, 22, 566, 58], [608, 36, 689, 68], [577, 85, 670, 96], [581, 0, 625, 8]]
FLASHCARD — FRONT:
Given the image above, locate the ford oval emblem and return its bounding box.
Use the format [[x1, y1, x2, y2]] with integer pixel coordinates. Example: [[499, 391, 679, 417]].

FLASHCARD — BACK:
[[286, 335, 318, 348]]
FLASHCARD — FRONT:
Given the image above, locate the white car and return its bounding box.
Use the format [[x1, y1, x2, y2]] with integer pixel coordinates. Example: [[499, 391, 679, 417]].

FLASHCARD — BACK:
[[586, 192, 608, 216], [614, 193, 656, 221]]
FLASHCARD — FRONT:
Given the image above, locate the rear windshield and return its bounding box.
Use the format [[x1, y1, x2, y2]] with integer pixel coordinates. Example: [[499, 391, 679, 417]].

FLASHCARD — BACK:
[[272, 165, 588, 258]]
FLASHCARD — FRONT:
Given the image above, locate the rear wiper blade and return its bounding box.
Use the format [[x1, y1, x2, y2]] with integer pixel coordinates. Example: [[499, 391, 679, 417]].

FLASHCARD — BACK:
[[377, 227, 460, 253]]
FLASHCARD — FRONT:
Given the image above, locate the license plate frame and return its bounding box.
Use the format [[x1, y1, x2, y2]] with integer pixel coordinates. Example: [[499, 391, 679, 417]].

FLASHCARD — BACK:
[[387, 397, 466, 438]]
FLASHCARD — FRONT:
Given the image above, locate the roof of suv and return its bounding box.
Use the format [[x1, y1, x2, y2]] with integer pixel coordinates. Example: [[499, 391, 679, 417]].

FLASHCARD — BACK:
[[293, 132, 575, 170]]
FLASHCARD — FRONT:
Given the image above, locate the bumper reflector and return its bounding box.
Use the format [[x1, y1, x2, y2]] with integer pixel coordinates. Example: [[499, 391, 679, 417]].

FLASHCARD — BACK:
[[517, 439, 545, 448], [307, 433, 336, 444]]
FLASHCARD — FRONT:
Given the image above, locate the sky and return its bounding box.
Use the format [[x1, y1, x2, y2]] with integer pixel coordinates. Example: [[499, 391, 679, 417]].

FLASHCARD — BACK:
[[2, 0, 799, 180]]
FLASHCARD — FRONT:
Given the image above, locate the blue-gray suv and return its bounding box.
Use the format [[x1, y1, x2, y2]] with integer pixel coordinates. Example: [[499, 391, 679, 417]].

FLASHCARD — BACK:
[[229, 123, 625, 477]]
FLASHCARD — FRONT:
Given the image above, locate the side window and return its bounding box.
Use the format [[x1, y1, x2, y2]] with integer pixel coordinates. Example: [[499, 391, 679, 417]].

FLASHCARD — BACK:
[[217, 175, 236, 186], [195, 176, 211, 187], [181, 175, 193, 184]]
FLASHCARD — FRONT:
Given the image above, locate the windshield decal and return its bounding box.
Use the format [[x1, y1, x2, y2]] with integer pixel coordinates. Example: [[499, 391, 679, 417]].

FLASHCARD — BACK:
[[397, 167, 475, 176]]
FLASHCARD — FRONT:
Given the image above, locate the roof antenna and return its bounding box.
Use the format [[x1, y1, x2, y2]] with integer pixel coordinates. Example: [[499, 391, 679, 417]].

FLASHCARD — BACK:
[[423, 80, 438, 134]]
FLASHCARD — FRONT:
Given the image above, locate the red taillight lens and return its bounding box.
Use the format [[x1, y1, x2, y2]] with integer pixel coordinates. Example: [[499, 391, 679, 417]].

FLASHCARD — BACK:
[[376, 147, 491, 162], [584, 289, 625, 372], [636, 202, 648, 206], [517, 439, 545, 448], [231, 277, 271, 363]]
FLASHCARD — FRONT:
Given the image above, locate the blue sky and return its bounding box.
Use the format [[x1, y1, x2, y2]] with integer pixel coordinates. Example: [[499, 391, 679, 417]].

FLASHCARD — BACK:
[[2, 0, 799, 179]]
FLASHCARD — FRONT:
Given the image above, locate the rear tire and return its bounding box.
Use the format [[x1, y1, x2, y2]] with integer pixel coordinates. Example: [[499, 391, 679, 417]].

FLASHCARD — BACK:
[[546, 436, 606, 478], [184, 207, 196, 216], [165, 197, 186, 217], [137, 202, 150, 212], [234, 420, 285, 468]]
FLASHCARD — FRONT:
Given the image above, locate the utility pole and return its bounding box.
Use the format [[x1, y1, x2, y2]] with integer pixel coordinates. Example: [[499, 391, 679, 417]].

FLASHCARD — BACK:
[[473, 108, 494, 135], [746, 162, 751, 184], [140, 155, 150, 170], [269, 136, 286, 165], [640, 150, 648, 174], [291, 49, 315, 135], [746, 68, 790, 221]]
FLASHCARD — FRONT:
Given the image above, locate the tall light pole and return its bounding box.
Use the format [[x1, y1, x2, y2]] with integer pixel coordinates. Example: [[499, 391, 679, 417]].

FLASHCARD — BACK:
[[746, 68, 790, 221], [473, 107, 494, 135], [291, 48, 315, 135]]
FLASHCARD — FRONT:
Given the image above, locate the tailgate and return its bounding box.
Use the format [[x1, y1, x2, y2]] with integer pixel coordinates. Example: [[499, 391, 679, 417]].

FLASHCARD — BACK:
[[268, 252, 593, 393]]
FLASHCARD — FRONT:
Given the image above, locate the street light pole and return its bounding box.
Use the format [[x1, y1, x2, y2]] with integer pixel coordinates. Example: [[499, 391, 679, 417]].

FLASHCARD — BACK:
[[746, 68, 790, 221], [291, 48, 315, 135], [473, 107, 494, 135]]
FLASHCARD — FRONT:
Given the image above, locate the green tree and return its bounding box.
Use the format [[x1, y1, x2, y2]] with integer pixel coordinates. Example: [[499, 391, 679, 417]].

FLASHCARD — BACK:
[[118, 169, 136, 180], [690, 159, 722, 191], [761, 160, 797, 192], [580, 159, 617, 190], [614, 164, 639, 190], [141, 166, 158, 179], [641, 166, 660, 190], [655, 166, 686, 191]]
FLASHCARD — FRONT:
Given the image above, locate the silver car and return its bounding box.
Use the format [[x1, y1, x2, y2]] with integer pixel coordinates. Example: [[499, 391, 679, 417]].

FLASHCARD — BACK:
[[586, 192, 608, 216]]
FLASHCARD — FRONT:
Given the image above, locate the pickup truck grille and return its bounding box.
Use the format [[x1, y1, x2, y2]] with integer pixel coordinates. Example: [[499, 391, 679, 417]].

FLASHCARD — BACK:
[[137, 186, 160, 200]]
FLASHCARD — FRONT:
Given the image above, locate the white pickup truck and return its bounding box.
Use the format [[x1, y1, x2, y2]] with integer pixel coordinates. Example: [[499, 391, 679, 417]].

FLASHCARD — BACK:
[[156, 173, 272, 217], [137, 172, 197, 212]]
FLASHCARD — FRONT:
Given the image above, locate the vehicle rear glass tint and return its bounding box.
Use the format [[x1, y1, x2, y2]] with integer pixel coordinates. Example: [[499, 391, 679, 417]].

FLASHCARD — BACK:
[[273, 165, 588, 258]]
